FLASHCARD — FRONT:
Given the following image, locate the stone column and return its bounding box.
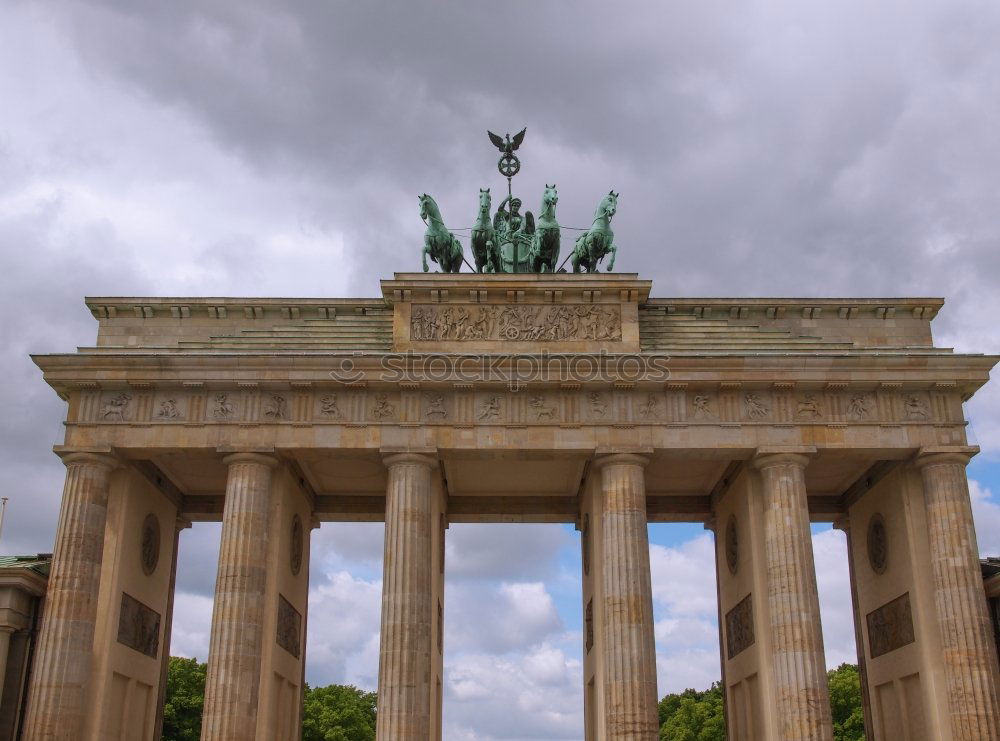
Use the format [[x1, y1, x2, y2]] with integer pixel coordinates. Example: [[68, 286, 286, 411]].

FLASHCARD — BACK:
[[22, 451, 117, 740], [376, 453, 436, 741], [752, 451, 833, 740], [201, 453, 277, 741], [0, 626, 13, 706], [595, 453, 658, 739], [915, 449, 1000, 739]]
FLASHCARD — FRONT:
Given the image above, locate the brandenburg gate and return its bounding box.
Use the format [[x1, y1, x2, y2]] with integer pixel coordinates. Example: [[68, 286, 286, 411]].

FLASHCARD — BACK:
[[20, 272, 1000, 740]]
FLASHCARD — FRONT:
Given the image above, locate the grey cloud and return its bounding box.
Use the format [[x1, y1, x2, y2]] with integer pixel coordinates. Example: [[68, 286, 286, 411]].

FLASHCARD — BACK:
[[447, 523, 574, 582]]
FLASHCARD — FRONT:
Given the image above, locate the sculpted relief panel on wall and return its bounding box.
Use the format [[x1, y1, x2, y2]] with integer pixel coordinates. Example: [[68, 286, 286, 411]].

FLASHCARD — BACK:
[[117, 592, 161, 659], [866, 592, 915, 658], [74, 386, 953, 429], [726, 593, 755, 659], [410, 304, 622, 342], [277, 595, 302, 658]]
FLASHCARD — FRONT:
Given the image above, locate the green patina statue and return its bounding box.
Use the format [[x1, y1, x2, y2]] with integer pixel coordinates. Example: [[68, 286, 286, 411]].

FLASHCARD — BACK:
[[417, 129, 619, 273], [571, 191, 618, 272], [493, 195, 535, 273], [529, 183, 560, 272], [419, 194, 464, 273], [470, 188, 497, 273]]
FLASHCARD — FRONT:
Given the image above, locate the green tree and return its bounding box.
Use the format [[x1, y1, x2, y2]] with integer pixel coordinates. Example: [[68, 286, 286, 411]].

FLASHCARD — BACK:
[[827, 663, 865, 741], [301, 683, 377, 741], [162, 657, 207, 741], [658, 682, 725, 741]]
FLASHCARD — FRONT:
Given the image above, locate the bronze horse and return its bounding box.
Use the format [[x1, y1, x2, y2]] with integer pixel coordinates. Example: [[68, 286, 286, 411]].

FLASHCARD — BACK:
[[419, 194, 464, 273], [529, 184, 560, 272], [470, 188, 497, 272], [571, 191, 618, 273]]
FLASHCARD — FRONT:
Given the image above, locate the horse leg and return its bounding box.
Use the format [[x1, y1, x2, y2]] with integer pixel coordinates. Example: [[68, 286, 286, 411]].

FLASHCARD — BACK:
[[607, 243, 617, 272], [422, 240, 431, 272]]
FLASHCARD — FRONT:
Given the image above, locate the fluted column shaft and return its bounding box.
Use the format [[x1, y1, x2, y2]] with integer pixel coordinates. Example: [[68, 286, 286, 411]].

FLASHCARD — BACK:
[[376, 453, 436, 741], [916, 451, 1000, 739], [201, 453, 277, 741], [596, 453, 658, 739], [22, 452, 116, 740], [753, 452, 833, 740]]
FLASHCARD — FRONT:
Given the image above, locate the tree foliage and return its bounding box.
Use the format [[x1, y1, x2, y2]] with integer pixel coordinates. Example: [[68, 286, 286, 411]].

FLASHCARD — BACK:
[[658, 682, 725, 741], [161, 657, 377, 741], [302, 683, 377, 741], [657, 666, 866, 740], [162, 657, 207, 741], [827, 663, 865, 741]]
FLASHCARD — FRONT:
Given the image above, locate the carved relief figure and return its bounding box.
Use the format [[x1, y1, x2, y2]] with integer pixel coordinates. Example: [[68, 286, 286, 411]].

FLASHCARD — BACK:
[[848, 394, 870, 420], [425, 393, 448, 420], [693, 394, 714, 420], [904, 394, 929, 420], [264, 394, 287, 420], [477, 395, 502, 421], [213, 393, 234, 419], [744, 393, 770, 420], [725, 594, 755, 659], [411, 304, 621, 343], [140, 514, 160, 576], [276, 595, 302, 658], [530, 395, 556, 421], [320, 394, 342, 418], [796, 394, 823, 420], [101, 393, 132, 422], [639, 393, 661, 419], [156, 398, 181, 419], [371, 394, 396, 420], [588, 392, 608, 417], [117, 593, 160, 659]]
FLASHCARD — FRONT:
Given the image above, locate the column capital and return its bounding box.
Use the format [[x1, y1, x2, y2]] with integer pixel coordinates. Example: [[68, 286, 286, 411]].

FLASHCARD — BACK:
[[914, 445, 979, 469], [382, 451, 438, 469], [221, 451, 279, 468], [593, 452, 650, 470], [751, 446, 816, 471], [56, 450, 120, 471]]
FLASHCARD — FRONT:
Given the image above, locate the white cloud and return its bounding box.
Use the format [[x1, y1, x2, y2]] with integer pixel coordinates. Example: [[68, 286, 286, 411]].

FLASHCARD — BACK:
[[447, 524, 573, 582], [650, 534, 718, 618], [813, 529, 860, 670], [168, 591, 215, 661], [971, 479, 1000, 556], [444, 645, 582, 741], [446, 581, 565, 655], [305, 570, 383, 688]]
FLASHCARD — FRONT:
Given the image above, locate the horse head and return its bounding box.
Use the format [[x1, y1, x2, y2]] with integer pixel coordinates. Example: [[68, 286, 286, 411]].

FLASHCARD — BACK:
[[478, 187, 491, 212], [542, 183, 558, 208], [595, 190, 618, 221], [419, 193, 440, 223]]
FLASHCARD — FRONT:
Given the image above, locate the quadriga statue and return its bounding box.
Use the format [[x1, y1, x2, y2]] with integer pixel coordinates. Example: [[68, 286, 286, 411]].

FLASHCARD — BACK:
[[570, 190, 618, 272], [419, 193, 464, 273]]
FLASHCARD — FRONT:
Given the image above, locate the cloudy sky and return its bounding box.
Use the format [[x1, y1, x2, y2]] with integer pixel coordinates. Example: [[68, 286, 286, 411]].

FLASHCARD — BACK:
[[3, 0, 1000, 738]]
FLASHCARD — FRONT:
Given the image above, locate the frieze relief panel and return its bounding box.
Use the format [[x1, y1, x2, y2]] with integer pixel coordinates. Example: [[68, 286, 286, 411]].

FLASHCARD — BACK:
[[276, 594, 302, 658], [410, 304, 622, 342], [866, 592, 916, 659], [726, 593, 755, 659], [117, 592, 161, 659], [71, 385, 961, 428]]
